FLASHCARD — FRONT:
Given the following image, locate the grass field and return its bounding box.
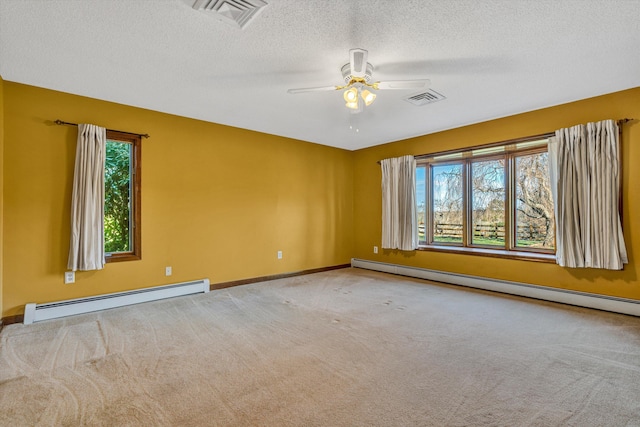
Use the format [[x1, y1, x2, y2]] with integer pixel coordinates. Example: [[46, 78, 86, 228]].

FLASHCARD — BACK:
[[422, 234, 547, 247]]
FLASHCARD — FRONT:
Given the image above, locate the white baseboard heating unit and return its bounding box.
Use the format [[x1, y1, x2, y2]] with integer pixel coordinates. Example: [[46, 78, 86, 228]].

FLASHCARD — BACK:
[[23, 279, 210, 324], [351, 258, 640, 317]]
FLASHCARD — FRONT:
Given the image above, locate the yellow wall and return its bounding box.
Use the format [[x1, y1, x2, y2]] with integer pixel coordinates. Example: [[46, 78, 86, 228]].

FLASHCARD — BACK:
[[353, 87, 640, 300], [3, 82, 639, 318], [2, 82, 354, 317]]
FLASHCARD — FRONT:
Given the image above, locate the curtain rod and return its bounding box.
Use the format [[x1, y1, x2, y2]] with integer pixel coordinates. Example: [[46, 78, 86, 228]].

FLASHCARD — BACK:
[[54, 120, 150, 139], [375, 118, 636, 164]]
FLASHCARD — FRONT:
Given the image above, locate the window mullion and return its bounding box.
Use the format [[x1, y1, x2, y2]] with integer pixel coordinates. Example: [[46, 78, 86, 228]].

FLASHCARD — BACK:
[[463, 160, 470, 247], [506, 154, 514, 251]]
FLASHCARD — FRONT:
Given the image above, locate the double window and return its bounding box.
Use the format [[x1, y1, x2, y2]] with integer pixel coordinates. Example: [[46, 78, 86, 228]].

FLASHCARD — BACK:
[[416, 134, 555, 257], [104, 130, 141, 262]]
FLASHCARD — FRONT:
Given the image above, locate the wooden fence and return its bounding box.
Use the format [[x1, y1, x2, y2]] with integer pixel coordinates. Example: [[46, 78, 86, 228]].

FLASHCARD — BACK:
[[419, 222, 549, 241]]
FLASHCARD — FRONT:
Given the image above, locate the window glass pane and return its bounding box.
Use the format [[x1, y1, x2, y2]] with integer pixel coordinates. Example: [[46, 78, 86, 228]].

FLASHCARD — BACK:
[[471, 159, 505, 246], [105, 140, 132, 253], [416, 166, 426, 243], [432, 163, 463, 244], [515, 152, 555, 249]]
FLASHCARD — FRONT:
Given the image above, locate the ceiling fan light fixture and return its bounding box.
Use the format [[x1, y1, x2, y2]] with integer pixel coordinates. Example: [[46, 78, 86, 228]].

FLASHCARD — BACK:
[[343, 87, 358, 102], [345, 100, 359, 110], [347, 100, 363, 113], [361, 89, 376, 106]]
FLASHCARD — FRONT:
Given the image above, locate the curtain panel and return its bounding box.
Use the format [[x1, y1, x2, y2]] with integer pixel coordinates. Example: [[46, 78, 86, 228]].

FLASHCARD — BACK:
[[548, 119, 628, 270], [68, 124, 107, 271], [381, 155, 418, 251]]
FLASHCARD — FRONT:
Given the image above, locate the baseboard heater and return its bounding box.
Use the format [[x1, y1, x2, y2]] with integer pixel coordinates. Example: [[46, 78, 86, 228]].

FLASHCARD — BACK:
[[351, 258, 640, 317], [23, 279, 210, 324]]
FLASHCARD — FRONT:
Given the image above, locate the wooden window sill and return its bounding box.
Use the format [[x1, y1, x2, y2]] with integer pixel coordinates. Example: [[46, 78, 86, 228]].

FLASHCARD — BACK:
[[416, 244, 556, 263], [106, 253, 141, 263]]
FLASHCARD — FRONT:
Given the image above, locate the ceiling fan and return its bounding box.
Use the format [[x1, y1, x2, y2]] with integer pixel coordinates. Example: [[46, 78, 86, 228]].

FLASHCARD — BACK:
[[287, 48, 430, 113]]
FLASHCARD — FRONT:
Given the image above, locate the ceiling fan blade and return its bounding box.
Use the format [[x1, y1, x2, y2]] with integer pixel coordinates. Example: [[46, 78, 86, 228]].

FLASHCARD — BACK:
[[287, 86, 338, 94], [375, 79, 431, 90], [350, 48, 368, 78]]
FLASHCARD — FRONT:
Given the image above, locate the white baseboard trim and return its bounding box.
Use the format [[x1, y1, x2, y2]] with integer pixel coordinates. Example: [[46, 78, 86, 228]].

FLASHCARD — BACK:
[[351, 258, 640, 317]]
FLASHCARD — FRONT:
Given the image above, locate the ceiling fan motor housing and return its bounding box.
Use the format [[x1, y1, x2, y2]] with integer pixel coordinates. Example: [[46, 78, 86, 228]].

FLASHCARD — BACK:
[[341, 62, 374, 84]]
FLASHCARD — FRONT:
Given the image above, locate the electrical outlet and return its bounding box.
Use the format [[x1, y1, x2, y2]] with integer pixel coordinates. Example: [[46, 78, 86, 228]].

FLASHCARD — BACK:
[[373, 246, 378, 254], [165, 266, 172, 276], [65, 271, 75, 284], [277, 250, 283, 259]]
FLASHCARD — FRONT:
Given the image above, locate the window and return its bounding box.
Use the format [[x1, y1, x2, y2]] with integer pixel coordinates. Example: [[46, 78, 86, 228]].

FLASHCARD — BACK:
[[416, 134, 555, 259], [104, 130, 141, 262], [471, 158, 506, 246], [514, 151, 555, 250], [431, 163, 463, 244]]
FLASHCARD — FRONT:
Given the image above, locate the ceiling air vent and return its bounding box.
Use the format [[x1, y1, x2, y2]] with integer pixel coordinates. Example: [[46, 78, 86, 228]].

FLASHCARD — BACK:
[[190, 0, 268, 29], [404, 89, 446, 106]]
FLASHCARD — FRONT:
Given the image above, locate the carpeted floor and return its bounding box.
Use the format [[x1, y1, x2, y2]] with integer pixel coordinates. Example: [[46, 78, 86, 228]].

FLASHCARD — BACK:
[[1, 267, 640, 426]]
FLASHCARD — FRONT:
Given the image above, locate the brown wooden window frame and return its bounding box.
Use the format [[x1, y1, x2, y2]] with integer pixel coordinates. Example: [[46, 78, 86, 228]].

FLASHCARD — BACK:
[[416, 133, 557, 263], [105, 130, 141, 263]]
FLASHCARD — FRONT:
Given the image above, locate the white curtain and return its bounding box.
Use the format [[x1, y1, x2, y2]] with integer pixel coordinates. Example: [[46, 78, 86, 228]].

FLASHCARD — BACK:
[[381, 155, 417, 251], [548, 119, 627, 269], [68, 124, 107, 271]]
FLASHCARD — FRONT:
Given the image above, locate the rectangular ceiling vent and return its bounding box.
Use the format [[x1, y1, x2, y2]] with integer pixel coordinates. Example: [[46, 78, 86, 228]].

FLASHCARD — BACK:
[[190, 0, 268, 29], [404, 89, 446, 106]]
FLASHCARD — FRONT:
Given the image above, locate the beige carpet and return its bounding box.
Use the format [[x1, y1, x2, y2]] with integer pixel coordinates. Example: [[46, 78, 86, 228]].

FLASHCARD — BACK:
[[1, 268, 640, 426]]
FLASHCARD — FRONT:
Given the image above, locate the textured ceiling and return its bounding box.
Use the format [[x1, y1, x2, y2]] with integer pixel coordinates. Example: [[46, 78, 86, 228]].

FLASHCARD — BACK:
[[1, 0, 639, 150]]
